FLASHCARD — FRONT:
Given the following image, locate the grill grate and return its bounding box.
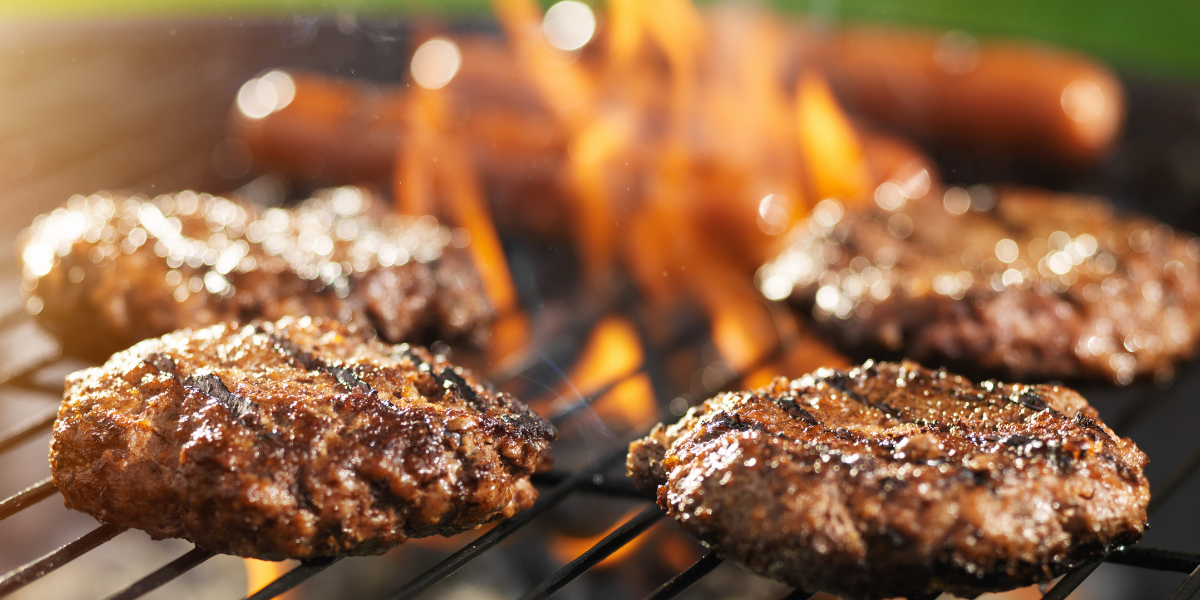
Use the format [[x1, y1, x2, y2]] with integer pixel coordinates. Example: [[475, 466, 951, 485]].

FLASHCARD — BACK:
[[0, 296, 1198, 600]]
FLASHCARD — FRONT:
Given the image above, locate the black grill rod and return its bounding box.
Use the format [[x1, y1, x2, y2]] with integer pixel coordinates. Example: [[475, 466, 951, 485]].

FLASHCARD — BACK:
[[243, 556, 342, 600], [643, 552, 722, 600], [1169, 563, 1200, 600], [1040, 560, 1102, 600], [375, 444, 632, 600], [1107, 547, 1200, 573], [0, 407, 57, 456], [531, 470, 651, 500], [0, 522, 125, 598], [0, 477, 57, 522], [101, 546, 216, 600], [516, 504, 664, 600]]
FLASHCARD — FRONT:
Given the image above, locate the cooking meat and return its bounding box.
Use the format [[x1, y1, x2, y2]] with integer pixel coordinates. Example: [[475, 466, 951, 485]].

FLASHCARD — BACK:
[[20, 186, 492, 361], [628, 360, 1148, 600], [757, 187, 1200, 383], [50, 317, 555, 559]]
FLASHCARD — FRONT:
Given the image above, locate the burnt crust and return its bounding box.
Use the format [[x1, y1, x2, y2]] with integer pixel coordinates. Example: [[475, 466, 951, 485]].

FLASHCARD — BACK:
[[628, 360, 1149, 600], [51, 317, 555, 559]]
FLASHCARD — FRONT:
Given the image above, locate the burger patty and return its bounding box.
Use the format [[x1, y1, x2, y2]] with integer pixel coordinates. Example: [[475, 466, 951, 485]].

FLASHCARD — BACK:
[[20, 186, 492, 361], [757, 187, 1200, 383], [50, 317, 555, 559], [628, 360, 1148, 600]]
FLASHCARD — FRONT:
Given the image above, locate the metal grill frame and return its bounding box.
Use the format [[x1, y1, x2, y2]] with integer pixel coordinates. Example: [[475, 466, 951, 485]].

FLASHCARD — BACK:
[[1, 297, 1199, 600]]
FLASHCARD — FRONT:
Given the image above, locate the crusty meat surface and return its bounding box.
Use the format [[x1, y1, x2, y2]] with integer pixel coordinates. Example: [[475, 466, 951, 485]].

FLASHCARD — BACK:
[[50, 317, 555, 559], [757, 188, 1200, 383], [628, 360, 1148, 600], [20, 186, 492, 361]]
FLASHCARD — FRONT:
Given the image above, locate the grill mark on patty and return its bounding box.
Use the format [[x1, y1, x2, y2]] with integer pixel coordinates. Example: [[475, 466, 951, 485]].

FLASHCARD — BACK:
[[144, 352, 257, 420], [267, 332, 374, 395], [817, 369, 901, 418], [773, 396, 820, 425], [398, 345, 487, 411]]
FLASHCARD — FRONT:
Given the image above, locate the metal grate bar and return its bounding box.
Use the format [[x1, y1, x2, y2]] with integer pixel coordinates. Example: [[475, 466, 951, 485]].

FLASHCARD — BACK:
[[1040, 560, 1102, 600], [243, 556, 342, 600], [531, 471, 651, 500], [0, 408, 57, 455], [1169, 564, 1200, 600], [102, 546, 216, 600], [1107, 547, 1200, 573], [0, 522, 125, 597], [377, 445, 633, 600], [643, 552, 722, 600], [516, 504, 664, 600], [0, 477, 57, 522]]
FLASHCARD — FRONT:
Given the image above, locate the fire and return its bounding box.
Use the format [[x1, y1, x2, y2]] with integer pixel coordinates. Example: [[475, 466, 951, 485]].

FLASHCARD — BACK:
[[548, 506, 656, 569], [541, 316, 657, 428], [391, 57, 528, 363], [243, 558, 298, 599]]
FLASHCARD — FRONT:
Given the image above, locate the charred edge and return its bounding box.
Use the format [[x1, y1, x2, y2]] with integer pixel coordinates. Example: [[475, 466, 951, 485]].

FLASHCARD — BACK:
[[184, 373, 257, 420], [1002, 434, 1034, 447], [144, 352, 257, 420], [501, 404, 558, 441], [817, 370, 870, 404], [1016, 389, 1048, 412], [707, 411, 770, 435], [438, 368, 486, 411], [871, 402, 902, 419], [773, 397, 820, 425], [145, 352, 177, 376], [270, 333, 374, 395], [1073, 412, 1112, 440]]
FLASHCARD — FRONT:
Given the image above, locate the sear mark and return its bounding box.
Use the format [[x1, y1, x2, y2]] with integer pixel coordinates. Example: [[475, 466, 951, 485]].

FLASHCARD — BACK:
[[269, 333, 374, 395], [145, 352, 177, 376], [1073, 412, 1112, 439], [145, 352, 257, 420], [1016, 389, 1048, 412], [774, 397, 820, 425], [183, 373, 257, 420], [439, 367, 486, 411]]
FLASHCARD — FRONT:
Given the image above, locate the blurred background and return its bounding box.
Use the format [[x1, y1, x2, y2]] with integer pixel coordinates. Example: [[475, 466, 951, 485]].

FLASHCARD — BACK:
[[1, 1, 1199, 600]]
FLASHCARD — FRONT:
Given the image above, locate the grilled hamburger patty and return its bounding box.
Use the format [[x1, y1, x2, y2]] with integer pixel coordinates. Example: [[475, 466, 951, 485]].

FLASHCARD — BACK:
[[20, 186, 491, 361], [757, 188, 1200, 383], [628, 360, 1148, 600], [51, 317, 555, 559]]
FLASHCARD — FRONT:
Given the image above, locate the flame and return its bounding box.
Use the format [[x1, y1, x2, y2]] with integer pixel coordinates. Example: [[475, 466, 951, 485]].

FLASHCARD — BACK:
[[540, 316, 657, 427], [392, 78, 528, 362], [548, 506, 656, 569], [796, 71, 870, 202], [243, 558, 298, 599]]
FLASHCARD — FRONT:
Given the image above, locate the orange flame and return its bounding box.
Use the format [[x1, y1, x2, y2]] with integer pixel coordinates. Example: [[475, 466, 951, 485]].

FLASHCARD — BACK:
[[548, 506, 656, 569], [540, 316, 657, 428], [243, 558, 298, 599]]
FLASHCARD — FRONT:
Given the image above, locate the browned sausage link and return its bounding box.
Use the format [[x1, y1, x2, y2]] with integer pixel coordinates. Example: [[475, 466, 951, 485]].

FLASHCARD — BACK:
[[821, 26, 1125, 165], [227, 40, 574, 233]]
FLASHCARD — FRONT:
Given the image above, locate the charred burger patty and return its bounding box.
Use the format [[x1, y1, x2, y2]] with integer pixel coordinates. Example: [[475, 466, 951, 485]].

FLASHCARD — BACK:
[[51, 317, 554, 559], [628, 360, 1148, 600]]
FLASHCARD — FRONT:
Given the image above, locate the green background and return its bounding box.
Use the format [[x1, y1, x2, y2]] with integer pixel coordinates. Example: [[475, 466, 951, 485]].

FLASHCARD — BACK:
[[3, 0, 1198, 80]]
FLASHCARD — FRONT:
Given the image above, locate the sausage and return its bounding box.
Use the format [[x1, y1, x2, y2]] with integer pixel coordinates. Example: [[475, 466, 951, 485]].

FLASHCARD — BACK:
[[821, 25, 1125, 164]]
